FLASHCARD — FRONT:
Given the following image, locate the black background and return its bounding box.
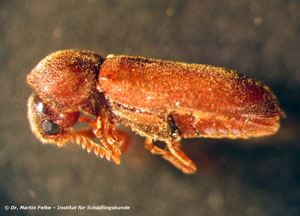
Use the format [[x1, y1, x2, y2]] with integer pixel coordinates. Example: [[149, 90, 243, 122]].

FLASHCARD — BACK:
[[1, 1, 299, 215]]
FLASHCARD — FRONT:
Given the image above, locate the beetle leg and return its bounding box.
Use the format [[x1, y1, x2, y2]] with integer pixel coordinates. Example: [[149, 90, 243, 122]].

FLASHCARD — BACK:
[[78, 116, 94, 127], [114, 129, 130, 153], [79, 115, 129, 164], [144, 138, 197, 174], [144, 138, 166, 155], [165, 141, 197, 174], [91, 112, 132, 164]]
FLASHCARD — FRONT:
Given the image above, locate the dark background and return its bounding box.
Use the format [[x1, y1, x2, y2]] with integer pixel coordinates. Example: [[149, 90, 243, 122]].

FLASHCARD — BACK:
[[1, 0, 299, 215]]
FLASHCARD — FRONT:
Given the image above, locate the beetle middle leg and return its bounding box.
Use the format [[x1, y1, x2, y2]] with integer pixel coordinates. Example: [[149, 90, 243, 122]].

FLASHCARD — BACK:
[[145, 138, 196, 174]]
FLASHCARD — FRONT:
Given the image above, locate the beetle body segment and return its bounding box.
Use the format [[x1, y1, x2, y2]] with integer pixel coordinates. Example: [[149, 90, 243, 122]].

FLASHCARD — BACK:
[[27, 50, 284, 174], [99, 56, 282, 139]]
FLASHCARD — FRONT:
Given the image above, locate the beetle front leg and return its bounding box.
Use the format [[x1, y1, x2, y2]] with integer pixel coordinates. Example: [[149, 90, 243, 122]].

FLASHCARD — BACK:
[[144, 138, 197, 174], [79, 114, 128, 164]]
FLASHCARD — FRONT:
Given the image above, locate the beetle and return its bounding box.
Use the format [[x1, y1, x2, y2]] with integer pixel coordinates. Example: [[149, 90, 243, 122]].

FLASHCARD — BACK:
[[27, 50, 284, 174]]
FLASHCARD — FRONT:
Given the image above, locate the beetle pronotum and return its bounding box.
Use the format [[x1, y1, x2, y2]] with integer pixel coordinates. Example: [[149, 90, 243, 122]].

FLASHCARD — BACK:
[[27, 50, 284, 174]]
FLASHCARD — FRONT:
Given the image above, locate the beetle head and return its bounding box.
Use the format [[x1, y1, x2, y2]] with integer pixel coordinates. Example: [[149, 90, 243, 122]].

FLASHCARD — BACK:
[[27, 93, 79, 144]]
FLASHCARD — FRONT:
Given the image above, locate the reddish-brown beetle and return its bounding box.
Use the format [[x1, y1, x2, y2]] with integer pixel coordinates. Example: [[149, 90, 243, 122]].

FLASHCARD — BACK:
[[27, 50, 284, 174]]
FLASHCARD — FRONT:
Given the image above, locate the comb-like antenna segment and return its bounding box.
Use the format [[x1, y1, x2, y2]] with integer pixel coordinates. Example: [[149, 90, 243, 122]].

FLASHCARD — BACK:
[[56, 131, 120, 163]]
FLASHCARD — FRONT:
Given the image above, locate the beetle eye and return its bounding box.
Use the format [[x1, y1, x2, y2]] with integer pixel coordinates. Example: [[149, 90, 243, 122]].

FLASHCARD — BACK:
[[42, 120, 60, 135]]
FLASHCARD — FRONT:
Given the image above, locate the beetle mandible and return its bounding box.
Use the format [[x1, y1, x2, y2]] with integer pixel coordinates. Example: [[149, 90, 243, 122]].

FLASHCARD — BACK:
[[27, 50, 284, 174]]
